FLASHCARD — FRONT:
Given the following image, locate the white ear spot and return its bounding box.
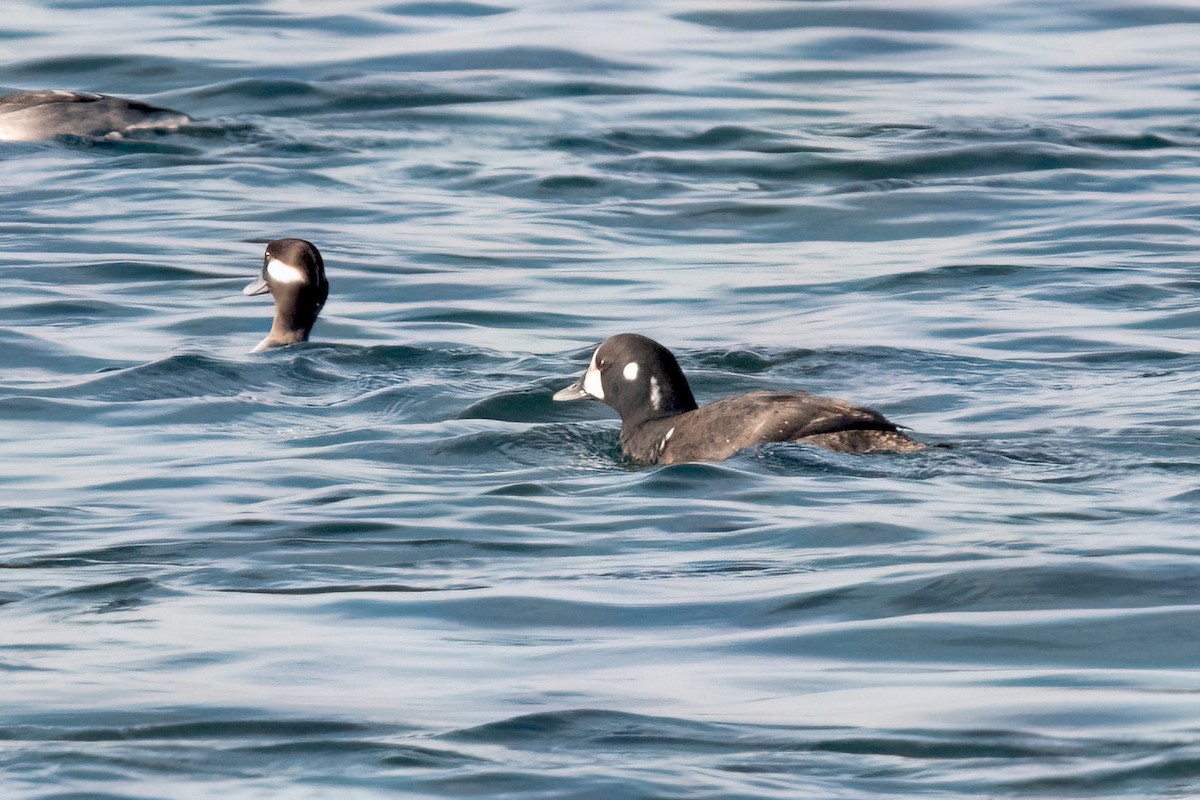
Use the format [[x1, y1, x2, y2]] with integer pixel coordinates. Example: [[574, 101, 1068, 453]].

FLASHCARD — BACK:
[[266, 257, 306, 285], [582, 349, 604, 400], [649, 376, 662, 410], [623, 362, 640, 381]]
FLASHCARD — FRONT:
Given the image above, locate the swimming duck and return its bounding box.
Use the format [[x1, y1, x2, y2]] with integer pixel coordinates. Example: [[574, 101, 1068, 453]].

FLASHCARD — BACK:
[[553, 333, 922, 464], [0, 89, 187, 141], [243, 238, 329, 352]]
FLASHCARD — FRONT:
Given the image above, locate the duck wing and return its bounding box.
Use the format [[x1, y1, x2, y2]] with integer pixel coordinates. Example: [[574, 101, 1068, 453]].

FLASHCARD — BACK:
[[634, 391, 916, 464]]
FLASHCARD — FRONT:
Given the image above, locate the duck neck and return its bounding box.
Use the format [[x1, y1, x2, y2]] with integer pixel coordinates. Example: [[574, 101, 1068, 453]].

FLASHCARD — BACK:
[[253, 301, 314, 352]]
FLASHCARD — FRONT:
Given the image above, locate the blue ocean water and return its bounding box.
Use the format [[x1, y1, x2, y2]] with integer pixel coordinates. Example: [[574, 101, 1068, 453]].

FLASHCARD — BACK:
[[3, 0, 1200, 797]]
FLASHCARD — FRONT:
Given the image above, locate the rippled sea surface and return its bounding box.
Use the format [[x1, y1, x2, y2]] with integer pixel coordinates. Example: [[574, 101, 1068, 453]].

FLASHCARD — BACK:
[[3, 1, 1200, 797]]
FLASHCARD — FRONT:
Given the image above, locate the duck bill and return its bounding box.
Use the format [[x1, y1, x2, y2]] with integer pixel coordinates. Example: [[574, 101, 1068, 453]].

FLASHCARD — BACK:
[[554, 350, 605, 401], [552, 378, 591, 402], [243, 277, 270, 296]]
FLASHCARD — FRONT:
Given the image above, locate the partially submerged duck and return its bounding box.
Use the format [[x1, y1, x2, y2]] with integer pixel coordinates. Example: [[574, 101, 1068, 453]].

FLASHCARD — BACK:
[[243, 239, 329, 352], [0, 89, 187, 141], [554, 333, 922, 464]]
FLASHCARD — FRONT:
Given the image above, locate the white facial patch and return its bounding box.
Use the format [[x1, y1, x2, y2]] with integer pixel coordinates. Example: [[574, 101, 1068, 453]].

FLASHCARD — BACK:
[[623, 362, 640, 381], [266, 257, 307, 285], [649, 376, 662, 410], [582, 349, 604, 400]]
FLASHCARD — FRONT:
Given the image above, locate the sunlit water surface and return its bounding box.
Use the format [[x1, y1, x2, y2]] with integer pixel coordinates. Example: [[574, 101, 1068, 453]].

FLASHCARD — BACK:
[[3, 1, 1200, 797]]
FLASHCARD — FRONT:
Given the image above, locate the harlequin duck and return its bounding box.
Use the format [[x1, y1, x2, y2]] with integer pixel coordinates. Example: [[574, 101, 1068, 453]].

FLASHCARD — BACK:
[[553, 333, 922, 464], [242, 238, 329, 352], [0, 90, 187, 141]]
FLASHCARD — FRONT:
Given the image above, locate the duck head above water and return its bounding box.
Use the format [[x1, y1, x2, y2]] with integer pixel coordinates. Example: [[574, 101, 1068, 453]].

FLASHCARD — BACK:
[[243, 238, 329, 352], [553, 333, 699, 426]]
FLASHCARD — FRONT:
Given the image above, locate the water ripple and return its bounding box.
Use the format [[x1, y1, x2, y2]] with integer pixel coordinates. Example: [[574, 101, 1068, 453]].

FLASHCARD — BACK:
[[3, 0, 1200, 797]]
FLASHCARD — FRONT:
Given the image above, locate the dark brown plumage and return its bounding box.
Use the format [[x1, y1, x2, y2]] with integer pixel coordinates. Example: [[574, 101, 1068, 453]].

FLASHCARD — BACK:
[[554, 333, 921, 465]]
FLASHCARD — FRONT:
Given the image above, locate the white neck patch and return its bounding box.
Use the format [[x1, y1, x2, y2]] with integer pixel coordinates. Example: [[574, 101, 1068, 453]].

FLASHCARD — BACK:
[[582, 349, 605, 399], [649, 376, 662, 410], [623, 361, 640, 381], [266, 257, 307, 285]]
